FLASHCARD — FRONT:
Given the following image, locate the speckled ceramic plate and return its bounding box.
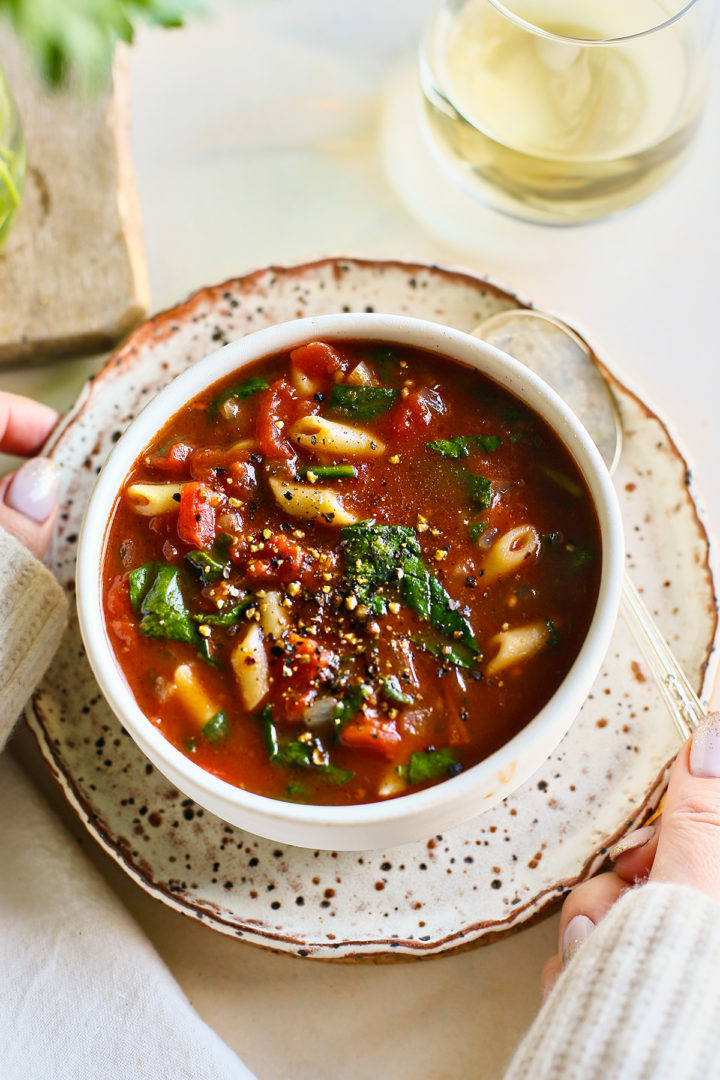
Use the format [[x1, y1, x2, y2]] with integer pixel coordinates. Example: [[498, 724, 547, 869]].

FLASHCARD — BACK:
[[26, 258, 719, 959]]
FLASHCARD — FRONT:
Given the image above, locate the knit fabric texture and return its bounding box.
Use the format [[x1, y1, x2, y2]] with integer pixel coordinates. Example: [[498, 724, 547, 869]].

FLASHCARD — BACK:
[[505, 881, 720, 1080], [0, 526, 68, 748]]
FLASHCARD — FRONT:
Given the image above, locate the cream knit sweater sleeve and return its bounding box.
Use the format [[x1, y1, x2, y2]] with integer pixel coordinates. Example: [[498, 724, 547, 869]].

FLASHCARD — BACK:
[[0, 527, 68, 749], [505, 881, 720, 1080]]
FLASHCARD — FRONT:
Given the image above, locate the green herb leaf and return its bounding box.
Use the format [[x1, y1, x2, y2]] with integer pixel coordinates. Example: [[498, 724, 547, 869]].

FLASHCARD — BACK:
[[138, 564, 199, 646], [185, 549, 227, 584], [426, 437, 470, 459], [467, 521, 488, 543], [546, 618, 561, 649], [464, 473, 494, 510], [259, 705, 280, 760], [541, 531, 563, 548], [475, 435, 502, 453], [202, 710, 229, 743], [129, 561, 163, 612], [341, 522, 420, 605], [569, 545, 593, 569], [332, 682, 372, 733], [193, 596, 253, 626], [411, 634, 479, 670], [427, 434, 501, 459], [298, 464, 358, 481], [401, 556, 477, 650], [329, 384, 398, 420], [185, 533, 232, 584], [341, 522, 477, 652], [209, 376, 268, 418], [407, 748, 459, 785], [381, 675, 413, 705], [280, 738, 354, 785]]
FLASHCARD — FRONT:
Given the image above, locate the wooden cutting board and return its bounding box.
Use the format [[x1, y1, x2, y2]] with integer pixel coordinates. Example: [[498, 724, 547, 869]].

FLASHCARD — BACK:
[[0, 31, 148, 366]]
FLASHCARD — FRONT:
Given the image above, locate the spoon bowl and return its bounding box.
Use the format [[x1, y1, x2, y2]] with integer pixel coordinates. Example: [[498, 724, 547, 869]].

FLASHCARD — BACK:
[[473, 308, 705, 741]]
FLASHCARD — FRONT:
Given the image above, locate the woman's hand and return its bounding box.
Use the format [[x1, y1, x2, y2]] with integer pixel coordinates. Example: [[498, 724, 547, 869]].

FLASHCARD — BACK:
[[542, 713, 720, 998], [0, 392, 61, 559]]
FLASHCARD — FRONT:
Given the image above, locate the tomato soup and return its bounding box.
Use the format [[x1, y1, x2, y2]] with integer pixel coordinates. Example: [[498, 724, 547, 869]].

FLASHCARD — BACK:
[[102, 339, 602, 805]]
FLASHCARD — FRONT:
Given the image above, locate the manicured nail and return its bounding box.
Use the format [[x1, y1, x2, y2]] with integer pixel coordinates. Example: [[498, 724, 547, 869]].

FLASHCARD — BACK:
[[6, 458, 59, 523], [608, 825, 656, 862], [690, 713, 720, 779], [562, 914, 595, 967]]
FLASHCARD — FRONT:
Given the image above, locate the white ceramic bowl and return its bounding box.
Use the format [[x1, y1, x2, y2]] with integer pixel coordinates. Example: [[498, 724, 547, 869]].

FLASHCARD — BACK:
[[76, 313, 624, 850]]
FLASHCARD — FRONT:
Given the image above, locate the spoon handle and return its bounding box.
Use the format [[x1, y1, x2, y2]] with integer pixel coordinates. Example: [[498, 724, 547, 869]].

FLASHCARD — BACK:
[[620, 573, 705, 740]]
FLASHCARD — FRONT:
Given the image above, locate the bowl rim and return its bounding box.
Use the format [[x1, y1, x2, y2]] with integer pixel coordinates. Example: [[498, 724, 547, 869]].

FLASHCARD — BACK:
[[76, 312, 624, 836]]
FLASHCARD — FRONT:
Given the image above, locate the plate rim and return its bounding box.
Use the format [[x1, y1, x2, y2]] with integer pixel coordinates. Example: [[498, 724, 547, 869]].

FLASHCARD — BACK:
[[26, 255, 720, 959]]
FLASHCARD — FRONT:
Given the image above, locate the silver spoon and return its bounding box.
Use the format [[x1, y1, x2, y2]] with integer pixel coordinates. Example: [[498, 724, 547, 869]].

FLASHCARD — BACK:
[[473, 308, 705, 741]]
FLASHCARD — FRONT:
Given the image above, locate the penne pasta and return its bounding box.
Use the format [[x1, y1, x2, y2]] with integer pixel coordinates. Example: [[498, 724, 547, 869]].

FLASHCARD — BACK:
[[291, 414, 385, 456], [126, 482, 184, 516], [173, 663, 218, 727], [231, 624, 270, 711], [290, 365, 323, 398], [259, 590, 289, 640], [481, 524, 540, 583], [268, 476, 357, 525], [486, 621, 549, 676]]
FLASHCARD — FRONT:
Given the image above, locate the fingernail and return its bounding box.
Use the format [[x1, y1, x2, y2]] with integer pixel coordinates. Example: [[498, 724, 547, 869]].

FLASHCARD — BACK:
[[6, 458, 59, 523], [562, 914, 595, 967], [690, 713, 720, 778], [608, 825, 656, 862]]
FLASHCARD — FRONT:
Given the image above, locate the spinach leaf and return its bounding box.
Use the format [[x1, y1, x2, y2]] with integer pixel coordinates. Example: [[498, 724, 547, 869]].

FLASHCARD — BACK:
[[185, 533, 232, 586], [202, 711, 229, 743], [427, 434, 501, 459], [280, 738, 354, 785], [193, 596, 253, 626], [129, 562, 163, 612], [332, 682, 372, 733], [259, 705, 280, 760], [341, 522, 477, 653], [569, 545, 593, 570], [209, 376, 268, 418], [381, 675, 413, 705], [185, 549, 228, 584], [426, 437, 470, 459], [411, 634, 479, 670], [464, 473, 493, 510], [400, 555, 477, 650], [138, 564, 199, 646], [407, 748, 459, 785], [467, 521, 488, 543], [341, 522, 420, 605], [329, 384, 398, 420]]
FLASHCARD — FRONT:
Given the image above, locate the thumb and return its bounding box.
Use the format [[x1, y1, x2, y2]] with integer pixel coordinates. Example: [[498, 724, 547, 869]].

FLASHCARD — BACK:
[[0, 459, 60, 560], [650, 714, 720, 901]]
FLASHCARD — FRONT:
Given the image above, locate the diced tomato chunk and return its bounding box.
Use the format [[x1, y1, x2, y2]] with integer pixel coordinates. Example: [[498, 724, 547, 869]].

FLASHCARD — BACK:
[[290, 341, 349, 378], [106, 573, 136, 647], [189, 446, 251, 482], [256, 380, 295, 459], [272, 633, 338, 722], [144, 443, 192, 477], [385, 390, 439, 438], [177, 481, 216, 549], [245, 532, 315, 585], [340, 714, 403, 759]]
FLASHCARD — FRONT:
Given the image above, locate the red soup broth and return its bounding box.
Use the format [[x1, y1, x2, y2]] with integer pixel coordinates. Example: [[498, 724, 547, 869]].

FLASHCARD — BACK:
[[102, 339, 602, 806]]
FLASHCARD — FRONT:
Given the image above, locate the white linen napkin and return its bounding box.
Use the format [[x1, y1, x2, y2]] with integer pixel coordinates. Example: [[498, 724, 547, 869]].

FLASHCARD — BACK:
[[0, 754, 257, 1080]]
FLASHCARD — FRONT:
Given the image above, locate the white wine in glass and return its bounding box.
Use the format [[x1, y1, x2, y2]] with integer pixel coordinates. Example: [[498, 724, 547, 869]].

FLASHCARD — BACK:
[[419, 0, 715, 224]]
